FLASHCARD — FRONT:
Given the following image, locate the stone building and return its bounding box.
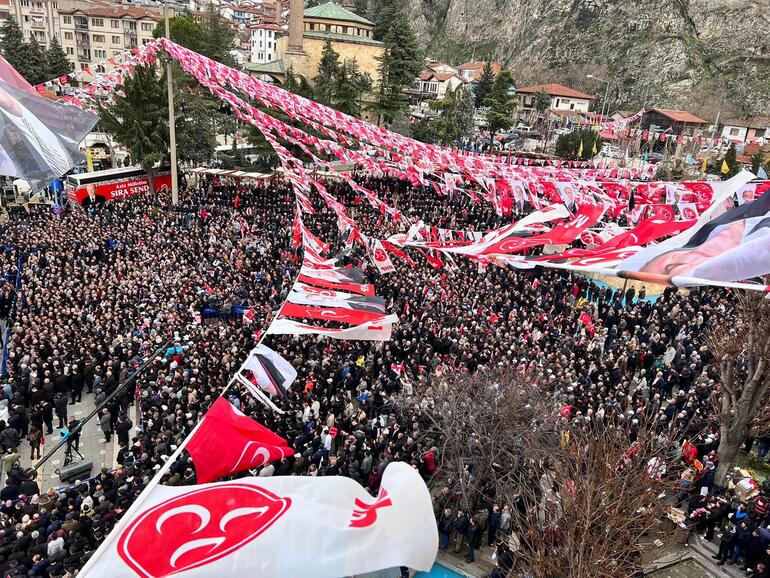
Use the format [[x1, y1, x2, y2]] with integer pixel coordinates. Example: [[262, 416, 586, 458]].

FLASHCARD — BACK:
[[246, 1, 383, 87]]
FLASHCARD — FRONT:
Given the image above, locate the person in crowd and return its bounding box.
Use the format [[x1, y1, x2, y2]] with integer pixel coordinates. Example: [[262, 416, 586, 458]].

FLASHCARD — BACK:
[[0, 174, 751, 576]]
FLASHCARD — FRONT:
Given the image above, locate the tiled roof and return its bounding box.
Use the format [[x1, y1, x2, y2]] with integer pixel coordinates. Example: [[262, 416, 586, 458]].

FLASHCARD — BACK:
[[722, 116, 770, 128], [457, 60, 501, 73], [652, 109, 708, 124], [516, 83, 595, 100], [303, 30, 382, 46], [59, 5, 161, 20], [303, 2, 373, 26]]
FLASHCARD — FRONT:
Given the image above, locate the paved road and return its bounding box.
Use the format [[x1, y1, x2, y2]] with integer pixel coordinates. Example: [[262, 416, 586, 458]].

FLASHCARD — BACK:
[[13, 392, 120, 492]]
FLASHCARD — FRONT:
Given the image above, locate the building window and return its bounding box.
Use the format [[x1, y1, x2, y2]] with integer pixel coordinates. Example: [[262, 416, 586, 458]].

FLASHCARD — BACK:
[[21, 0, 29, 7], [729, 127, 740, 136], [111, 35, 120, 44], [63, 16, 71, 24], [428, 82, 438, 93], [93, 34, 105, 42], [64, 32, 73, 40], [756, 129, 766, 138], [111, 20, 119, 28], [94, 49, 106, 58], [91, 18, 104, 27], [141, 22, 153, 32], [66, 47, 73, 54]]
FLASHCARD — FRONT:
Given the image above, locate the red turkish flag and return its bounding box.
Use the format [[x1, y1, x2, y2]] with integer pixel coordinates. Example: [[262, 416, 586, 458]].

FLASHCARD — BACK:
[[186, 398, 293, 484], [280, 302, 387, 325], [578, 312, 592, 325]]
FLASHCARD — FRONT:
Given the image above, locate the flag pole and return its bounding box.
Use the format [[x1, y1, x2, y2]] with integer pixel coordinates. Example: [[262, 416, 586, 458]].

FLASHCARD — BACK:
[[78, 308, 286, 575], [165, 2, 179, 206]]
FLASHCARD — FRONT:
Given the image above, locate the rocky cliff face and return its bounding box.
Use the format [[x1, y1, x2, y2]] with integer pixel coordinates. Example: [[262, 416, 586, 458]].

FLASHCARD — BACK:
[[364, 0, 770, 117]]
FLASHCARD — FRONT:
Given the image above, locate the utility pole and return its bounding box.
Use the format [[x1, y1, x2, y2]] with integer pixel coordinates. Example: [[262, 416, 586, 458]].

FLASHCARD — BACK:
[[165, 3, 179, 205], [702, 109, 720, 179]]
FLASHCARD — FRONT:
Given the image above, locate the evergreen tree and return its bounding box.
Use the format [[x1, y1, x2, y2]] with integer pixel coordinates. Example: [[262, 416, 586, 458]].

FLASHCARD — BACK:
[[373, 0, 400, 41], [429, 86, 473, 146], [314, 40, 340, 106], [751, 149, 765, 175], [333, 59, 372, 117], [284, 67, 315, 99], [555, 129, 603, 161], [152, 12, 207, 54], [374, 10, 421, 124], [410, 117, 438, 144], [484, 70, 516, 148], [474, 61, 495, 108], [46, 36, 72, 78], [176, 93, 217, 166], [0, 18, 31, 81], [200, 6, 236, 65], [720, 143, 741, 179], [25, 37, 48, 85], [99, 66, 169, 192], [533, 90, 551, 114]]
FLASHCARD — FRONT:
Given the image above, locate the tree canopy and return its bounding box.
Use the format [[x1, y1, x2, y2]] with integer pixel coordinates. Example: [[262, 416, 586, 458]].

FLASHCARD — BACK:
[[374, 9, 422, 124], [484, 70, 517, 145], [153, 8, 235, 65], [98, 66, 169, 189], [555, 129, 603, 161], [474, 61, 495, 108], [46, 36, 73, 78]]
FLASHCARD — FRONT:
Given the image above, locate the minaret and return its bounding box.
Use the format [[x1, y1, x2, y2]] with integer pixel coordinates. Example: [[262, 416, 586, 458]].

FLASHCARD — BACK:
[[283, 0, 306, 75], [287, 0, 304, 54]]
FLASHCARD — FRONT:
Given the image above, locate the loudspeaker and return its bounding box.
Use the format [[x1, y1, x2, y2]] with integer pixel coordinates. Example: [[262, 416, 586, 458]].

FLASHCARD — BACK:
[[58, 459, 93, 483]]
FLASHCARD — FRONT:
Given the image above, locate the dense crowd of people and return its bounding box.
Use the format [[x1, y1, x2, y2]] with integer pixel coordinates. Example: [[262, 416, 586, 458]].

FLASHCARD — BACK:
[[0, 174, 766, 577]]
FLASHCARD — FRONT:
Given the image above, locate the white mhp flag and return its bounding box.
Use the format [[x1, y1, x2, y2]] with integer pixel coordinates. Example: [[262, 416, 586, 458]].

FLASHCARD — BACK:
[[369, 239, 396, 274], [80, 462, 436, 578]]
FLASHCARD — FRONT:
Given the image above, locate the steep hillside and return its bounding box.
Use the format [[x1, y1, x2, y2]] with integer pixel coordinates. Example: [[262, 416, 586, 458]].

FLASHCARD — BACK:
[[361, 0, 770, 118]]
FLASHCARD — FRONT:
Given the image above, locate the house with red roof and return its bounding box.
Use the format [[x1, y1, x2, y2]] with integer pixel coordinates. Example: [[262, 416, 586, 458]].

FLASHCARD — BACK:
[[516, 83, 595, 115], [640, 108, 709, 136]]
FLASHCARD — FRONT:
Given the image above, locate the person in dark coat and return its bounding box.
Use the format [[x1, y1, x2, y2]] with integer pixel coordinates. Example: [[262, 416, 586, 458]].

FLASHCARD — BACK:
[[465, 517, 479, 563], [54, 393, 68, 429], [452, 510, 469, 554], [70, 368, 83, 404], [437, 508, 452, 550], [488, 503, 501, 546], [40, 399, 53, 435], [115, 414, 133, 447]]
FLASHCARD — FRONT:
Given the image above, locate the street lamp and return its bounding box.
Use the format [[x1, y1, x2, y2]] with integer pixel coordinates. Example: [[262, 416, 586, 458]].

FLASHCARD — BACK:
[[587, 74, 611, 124]]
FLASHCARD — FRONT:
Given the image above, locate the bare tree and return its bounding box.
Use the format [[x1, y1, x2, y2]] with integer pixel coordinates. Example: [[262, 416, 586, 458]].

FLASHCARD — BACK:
[[706, 290, 770, 484], [514, 424, 678, 578], [410, 369, 682, 577]]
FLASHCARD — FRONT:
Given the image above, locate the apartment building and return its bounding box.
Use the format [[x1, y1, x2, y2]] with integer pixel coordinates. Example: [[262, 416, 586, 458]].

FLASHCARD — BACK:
[[5, 0, 60, 47], [249, 22, 280, 63], [58, 5, 160, 72]]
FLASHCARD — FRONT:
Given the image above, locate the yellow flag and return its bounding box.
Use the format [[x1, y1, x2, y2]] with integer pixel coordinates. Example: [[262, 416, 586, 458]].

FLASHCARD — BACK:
[[86, 148, 94, 172], [591, 141, 597, 155], [577, 140, 584, 157], [701, 157, 708, 173], [721, 159, 730, 174]]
